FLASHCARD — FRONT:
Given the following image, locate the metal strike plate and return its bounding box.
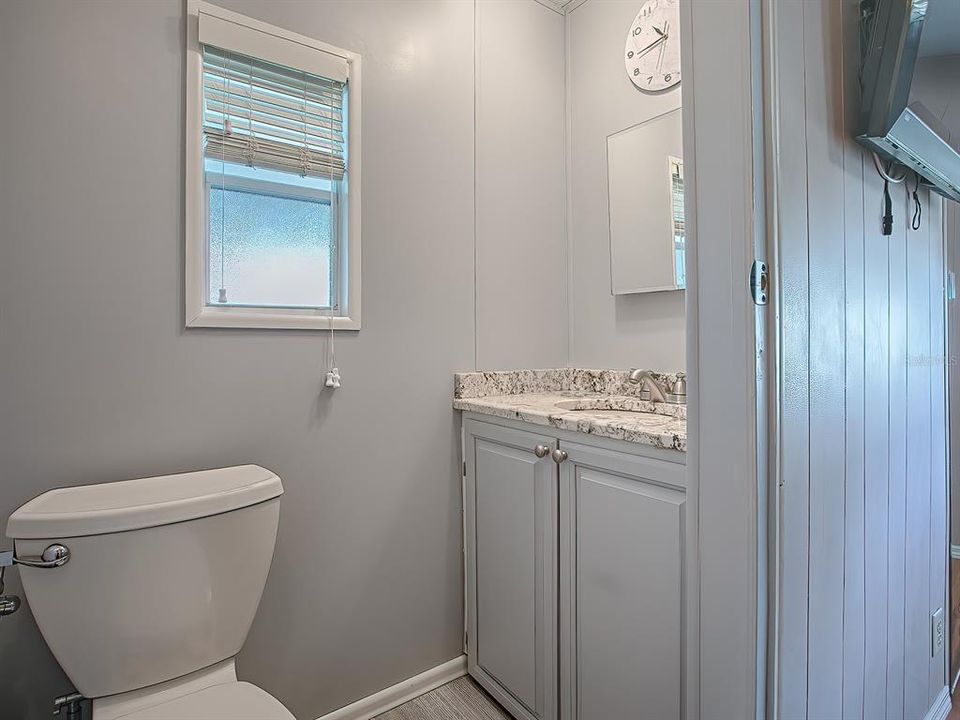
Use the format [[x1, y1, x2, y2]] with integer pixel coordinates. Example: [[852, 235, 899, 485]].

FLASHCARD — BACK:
[[750, 260, 769, 305]]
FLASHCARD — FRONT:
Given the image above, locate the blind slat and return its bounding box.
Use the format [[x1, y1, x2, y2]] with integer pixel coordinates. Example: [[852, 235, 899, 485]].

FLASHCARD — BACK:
[[204, 102, 344, 144], [203, 65, 343, 107], [201, 44, 346, 181], [203, 75, 343, 128], [206, 133, 345, 179]]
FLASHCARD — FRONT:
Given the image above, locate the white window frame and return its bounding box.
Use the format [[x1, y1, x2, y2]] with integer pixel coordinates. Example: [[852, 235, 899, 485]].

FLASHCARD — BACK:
[[185, 0, 361, 330]]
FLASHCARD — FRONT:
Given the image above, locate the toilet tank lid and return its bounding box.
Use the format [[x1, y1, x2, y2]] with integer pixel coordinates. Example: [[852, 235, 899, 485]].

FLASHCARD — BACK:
[[6, 465, 283, 539]]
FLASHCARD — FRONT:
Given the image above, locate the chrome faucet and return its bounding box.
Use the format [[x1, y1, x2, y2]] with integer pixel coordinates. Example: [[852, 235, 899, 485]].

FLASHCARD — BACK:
[[628, 369, 668, 403]]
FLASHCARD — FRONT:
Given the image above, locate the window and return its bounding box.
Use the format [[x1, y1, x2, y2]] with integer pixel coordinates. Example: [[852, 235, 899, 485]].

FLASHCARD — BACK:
[[669, 155, 686, 290], [186, 1, 361, 329]]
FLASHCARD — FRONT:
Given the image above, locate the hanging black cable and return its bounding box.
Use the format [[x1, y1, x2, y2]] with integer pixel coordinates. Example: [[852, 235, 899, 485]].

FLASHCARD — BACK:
[[872, 152, 905, 236], [911, 172, 922, 231], [882, 177, 893, 235]]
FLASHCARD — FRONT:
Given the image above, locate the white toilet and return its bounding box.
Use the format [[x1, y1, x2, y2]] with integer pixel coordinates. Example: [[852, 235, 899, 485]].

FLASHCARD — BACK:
[[6, 465, 294, 720]]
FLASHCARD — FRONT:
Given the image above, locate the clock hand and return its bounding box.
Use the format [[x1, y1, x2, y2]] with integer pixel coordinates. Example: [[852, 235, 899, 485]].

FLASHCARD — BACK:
[[656, 21, 670, 74], [633, 34, 668, 61]]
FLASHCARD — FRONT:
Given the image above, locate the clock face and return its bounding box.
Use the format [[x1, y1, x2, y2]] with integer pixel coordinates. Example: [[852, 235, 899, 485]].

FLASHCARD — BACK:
[[625, 0, 681, 92]]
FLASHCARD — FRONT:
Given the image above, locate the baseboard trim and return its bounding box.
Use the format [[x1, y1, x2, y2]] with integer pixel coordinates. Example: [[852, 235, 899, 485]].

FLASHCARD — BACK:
[[924, 685, 952, 720], [315, 655, 467, 720]]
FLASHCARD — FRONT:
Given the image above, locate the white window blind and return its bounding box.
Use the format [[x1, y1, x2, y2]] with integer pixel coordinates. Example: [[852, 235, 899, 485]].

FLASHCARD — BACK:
[[202, 45, 346, 180]]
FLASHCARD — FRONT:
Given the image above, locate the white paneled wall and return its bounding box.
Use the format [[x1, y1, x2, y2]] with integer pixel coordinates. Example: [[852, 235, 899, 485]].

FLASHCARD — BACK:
[[773, 0, 949, 718]]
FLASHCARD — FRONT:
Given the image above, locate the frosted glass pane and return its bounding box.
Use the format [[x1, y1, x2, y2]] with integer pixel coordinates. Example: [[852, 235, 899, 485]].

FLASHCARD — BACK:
[[208, 186, 332, 308]]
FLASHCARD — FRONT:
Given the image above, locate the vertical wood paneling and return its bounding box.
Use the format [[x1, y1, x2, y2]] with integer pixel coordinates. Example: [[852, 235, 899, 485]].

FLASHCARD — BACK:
[[905, 185, 933, 720], [929, 196, 948, 707], [803, 0, 847, 714], [886, 188, 909, 720], [949, 204, 960, 573], [840, 2, 867, 717], [768, 0, 949, 715], [775, 0, 810, 715], [862, 149, 892, 720]]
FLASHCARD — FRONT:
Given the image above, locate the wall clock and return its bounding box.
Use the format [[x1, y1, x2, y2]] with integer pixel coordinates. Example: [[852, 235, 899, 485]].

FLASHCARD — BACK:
[[625, 0, 681, 92]]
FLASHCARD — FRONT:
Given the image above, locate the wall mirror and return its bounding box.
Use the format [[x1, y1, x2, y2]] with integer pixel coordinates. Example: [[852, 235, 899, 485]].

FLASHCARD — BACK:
[[607, 107, 685, 295]]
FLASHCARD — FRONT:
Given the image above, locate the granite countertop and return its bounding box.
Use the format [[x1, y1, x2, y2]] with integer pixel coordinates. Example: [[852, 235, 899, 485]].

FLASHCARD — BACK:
[[453, 369, 687, 453]]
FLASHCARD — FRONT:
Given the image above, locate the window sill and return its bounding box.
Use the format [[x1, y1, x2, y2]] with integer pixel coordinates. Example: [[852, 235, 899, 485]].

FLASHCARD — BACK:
[[187, 306, 360, 330]]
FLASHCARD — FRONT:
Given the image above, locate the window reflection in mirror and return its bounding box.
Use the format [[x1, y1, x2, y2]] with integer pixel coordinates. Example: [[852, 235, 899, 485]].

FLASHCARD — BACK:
[[606, 107, 684, 295]]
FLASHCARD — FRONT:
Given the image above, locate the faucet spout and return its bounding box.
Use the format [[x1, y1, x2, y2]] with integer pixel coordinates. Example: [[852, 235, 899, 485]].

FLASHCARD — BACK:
[[628, 369, 667, 403]]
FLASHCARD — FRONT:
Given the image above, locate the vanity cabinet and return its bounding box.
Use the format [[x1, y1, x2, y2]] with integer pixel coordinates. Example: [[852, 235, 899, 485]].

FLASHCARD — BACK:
[[559, 441, 685, 720], [463, 416, 686, 720], [463, 419, 559, 720]]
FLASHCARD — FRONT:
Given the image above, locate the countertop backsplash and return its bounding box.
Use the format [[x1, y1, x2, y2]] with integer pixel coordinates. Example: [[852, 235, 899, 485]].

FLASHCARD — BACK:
[[454, 368, 682, 400]]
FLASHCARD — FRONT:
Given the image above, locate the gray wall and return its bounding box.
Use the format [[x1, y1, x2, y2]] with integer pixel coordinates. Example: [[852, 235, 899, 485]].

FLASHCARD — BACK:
[[0, 1, 565, 718], [566, 0, 686, 371], [774, 0, 949, 717], [476, 0, 568, 370]]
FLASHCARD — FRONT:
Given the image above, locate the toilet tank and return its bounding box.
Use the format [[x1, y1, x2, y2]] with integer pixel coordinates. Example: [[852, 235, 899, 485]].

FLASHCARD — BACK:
[[5, 465, 283, 699]]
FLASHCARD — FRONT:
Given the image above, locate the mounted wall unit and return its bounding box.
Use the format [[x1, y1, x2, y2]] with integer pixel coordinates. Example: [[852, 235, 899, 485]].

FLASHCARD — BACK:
[[857, 0, 960, 202]]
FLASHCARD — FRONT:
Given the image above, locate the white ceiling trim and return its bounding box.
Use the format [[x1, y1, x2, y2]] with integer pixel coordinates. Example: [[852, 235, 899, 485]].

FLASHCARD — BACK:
[[532, 0, 583, 15]]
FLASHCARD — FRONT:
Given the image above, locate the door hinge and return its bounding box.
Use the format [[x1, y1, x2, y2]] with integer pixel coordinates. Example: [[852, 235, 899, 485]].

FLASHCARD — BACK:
[[750, 260, 769, 305]]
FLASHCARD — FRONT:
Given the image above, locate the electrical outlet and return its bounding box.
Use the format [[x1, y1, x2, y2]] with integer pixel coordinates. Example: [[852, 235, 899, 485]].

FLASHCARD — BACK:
[[932, 607, 944, 657]]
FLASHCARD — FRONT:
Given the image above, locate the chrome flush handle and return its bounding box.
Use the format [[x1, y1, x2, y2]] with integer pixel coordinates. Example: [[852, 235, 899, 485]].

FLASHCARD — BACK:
[[0, 543, 72, 569]]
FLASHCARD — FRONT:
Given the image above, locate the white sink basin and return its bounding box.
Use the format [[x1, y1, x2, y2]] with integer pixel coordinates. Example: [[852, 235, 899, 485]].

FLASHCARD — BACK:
[[553, 396, 686, 418], [554, 397, 651, 413]]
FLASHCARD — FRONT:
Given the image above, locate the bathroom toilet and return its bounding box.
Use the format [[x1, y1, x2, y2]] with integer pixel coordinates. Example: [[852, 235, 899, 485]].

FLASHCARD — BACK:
[[6, 465, 294, 720]]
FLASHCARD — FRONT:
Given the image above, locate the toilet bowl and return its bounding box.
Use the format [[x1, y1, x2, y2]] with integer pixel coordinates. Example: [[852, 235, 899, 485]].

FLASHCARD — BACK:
[[6, 465, 294, 720]]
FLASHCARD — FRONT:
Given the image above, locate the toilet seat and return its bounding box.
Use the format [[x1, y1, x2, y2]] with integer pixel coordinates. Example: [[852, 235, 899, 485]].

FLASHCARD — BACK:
[[117, 682, 294, 720]]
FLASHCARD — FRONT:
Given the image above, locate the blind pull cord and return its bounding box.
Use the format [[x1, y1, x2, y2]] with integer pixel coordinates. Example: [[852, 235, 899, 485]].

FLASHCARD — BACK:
[[315, 69, 340, 390], [218, 52, 230, 304]]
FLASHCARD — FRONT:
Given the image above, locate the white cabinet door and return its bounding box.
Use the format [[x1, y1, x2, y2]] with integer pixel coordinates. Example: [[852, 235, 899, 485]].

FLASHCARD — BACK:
[[464, 419, 559, 720], [560, 441, 686, 720]]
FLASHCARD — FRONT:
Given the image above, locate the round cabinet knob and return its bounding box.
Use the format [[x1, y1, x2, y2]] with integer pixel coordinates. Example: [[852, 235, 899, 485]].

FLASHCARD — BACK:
[[551, 449, 568, 464], [534, 444, 550, 458]]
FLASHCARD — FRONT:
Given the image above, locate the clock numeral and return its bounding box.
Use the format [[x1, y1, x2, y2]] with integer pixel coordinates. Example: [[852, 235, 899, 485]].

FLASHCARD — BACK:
[[627, 50, 634, 59], [664, 73, 672, 82], [633, 26, 642, 36], [634, 68, 641, 76], [647, 75, 654, 84]]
